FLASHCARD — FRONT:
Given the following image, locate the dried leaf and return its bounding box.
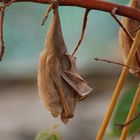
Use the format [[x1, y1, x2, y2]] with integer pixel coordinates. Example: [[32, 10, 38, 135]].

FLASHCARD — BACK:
[[119, 0, 140, 77], [38, 4, 93, 123]]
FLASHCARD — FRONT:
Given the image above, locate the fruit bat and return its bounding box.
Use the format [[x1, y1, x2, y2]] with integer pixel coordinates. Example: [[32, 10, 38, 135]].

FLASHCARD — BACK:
[[119, 0, 140, 77], [38, 4, 93, 123]]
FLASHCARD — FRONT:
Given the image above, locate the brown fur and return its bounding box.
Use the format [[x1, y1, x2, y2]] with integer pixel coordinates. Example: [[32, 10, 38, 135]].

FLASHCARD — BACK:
[[38, 4, 92, 123], [119, 0, 140, 77]]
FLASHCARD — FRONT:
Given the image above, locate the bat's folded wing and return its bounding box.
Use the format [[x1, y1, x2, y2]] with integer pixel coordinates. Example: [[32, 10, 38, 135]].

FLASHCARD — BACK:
[[61, 71, 93, 99], [60, 54, 93, 100]]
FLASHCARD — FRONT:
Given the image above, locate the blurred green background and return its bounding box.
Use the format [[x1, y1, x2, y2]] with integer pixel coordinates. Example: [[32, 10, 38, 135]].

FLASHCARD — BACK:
[[1, 0, 140, 140]]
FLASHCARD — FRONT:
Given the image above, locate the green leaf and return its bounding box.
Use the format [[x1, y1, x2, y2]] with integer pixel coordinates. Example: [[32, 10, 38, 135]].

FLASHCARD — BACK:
[[35, 131, 50, 140], [109, 85, 140, 137], [35, 125, 62, 140]]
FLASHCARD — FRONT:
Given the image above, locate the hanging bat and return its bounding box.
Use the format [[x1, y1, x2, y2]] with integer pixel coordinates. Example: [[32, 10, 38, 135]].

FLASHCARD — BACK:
[[117, 0, 140, 128], [38, 3, 93, 123], [119, 0, 140, 77]]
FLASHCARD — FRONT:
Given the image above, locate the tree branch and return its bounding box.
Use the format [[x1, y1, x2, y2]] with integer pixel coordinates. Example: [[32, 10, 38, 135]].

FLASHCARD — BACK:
[[2, 0, 140, 21]]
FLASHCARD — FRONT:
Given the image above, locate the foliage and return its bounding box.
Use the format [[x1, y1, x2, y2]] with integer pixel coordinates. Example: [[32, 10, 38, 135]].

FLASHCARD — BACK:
[[109, 85, 140, 137], [35, 125, 62, 140]]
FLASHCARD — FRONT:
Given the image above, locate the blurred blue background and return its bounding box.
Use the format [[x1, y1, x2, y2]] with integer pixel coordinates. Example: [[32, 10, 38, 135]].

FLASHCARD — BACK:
[[1, 0, 139, 140], [0, 0, 130, 79]]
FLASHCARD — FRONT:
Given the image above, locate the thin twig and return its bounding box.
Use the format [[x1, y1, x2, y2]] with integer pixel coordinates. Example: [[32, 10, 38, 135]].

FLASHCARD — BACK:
[[111, 7, 133, 43], [0, 0, 16, 61], [0, 0, 16, 8], [0, 7, 5, 61], [131, 128, 140, 140], [72, 9, 90, 56], [94, 57, 140, 71], [96, 30, 140, 140], [120, 83, 140, 140], [116, 112, 140, 130]]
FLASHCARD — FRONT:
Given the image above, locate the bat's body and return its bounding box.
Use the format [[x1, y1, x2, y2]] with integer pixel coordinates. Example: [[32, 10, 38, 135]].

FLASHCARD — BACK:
[[119, 0, 140, 77], [38, 4, 92, 123]]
